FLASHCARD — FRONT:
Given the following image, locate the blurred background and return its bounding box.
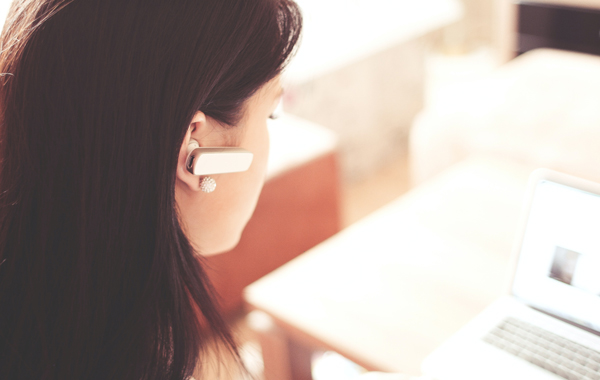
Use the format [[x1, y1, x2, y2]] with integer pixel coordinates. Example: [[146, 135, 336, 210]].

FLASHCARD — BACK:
[[233, 0, 600, 378]]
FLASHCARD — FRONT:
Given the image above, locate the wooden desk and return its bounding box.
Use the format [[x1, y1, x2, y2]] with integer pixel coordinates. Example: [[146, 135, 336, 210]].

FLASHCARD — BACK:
[[244, 156, 534, 379]]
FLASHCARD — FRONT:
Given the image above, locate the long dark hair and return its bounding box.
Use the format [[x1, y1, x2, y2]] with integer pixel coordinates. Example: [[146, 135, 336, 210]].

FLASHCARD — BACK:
[[0, 0, 301, 379]]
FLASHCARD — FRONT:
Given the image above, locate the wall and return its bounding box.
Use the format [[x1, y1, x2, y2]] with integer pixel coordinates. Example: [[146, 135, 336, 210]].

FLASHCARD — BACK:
[[284, 38, 428, 182], [282, 0, 463, 182]]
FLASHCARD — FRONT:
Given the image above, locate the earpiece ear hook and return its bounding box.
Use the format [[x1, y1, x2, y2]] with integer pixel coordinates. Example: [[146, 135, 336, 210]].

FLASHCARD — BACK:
[[186, 139, 201, 171]]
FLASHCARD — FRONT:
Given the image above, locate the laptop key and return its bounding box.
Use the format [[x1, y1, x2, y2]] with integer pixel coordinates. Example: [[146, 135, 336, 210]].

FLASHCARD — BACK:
[[575, 364, 589, 375], [505, 343, 521, 356], [576, 356, 588, 365], [589, 371, 600, 380], [553, 366, 568, 378], [586, 367, 600, 377], [586, 361, 600, 371]]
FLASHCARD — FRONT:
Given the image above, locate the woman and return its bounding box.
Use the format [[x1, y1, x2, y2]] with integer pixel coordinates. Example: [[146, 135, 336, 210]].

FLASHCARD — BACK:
[[0, 0, 300, 378], [0, 0, 419, 378]]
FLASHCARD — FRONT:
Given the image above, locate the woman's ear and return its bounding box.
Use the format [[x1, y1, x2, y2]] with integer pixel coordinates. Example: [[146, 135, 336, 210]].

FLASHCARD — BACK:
[[176, 111, 208, 192]]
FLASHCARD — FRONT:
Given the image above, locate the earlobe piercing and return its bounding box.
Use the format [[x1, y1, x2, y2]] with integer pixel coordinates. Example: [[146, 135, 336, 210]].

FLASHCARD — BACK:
[[199, 176, 216, 193]]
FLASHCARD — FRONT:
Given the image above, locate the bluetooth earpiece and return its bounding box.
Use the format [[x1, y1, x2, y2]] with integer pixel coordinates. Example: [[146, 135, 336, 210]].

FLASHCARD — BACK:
[[186, 139, 254, 176]]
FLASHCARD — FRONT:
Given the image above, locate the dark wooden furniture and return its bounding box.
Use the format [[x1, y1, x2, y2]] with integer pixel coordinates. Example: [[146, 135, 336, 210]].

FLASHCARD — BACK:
[[517, 2, 600, 56]]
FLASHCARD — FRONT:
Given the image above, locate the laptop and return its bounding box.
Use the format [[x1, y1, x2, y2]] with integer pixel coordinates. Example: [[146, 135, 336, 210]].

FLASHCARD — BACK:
[[422, 168, 600, 380]]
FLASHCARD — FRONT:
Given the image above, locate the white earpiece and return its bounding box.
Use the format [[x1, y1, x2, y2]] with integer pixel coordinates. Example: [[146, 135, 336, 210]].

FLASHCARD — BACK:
[[186, 139, 253, 176]]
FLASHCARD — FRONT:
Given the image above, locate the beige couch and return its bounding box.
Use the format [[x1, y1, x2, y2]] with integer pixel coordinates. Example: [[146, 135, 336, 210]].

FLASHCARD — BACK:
[[410, 48, 600, 186]]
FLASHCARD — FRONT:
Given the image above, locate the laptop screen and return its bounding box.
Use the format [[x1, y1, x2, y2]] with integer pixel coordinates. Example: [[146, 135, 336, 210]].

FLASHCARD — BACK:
[[512, 178, 600, 333]]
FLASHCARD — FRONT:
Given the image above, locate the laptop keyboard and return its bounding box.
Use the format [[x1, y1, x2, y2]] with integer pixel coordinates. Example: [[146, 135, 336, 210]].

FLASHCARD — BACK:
[[483, 317, 600, 380]]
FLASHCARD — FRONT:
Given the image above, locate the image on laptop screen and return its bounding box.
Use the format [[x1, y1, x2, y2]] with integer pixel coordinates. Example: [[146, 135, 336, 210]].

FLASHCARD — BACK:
[[512, 179, 600, 332]]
